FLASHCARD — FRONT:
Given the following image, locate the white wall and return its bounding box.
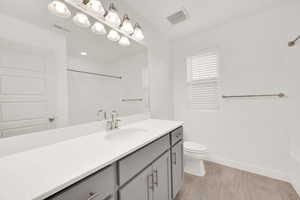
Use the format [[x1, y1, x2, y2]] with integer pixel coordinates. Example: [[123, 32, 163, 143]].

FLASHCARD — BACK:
[[283, 2, 300, 192], [0, 13, 69, 128], [68, 52, 149, 125], [172, 0, 300, 185], [115, 2, 174, 120], [108, 52, 150, 116], [68, 56, 120, 125]]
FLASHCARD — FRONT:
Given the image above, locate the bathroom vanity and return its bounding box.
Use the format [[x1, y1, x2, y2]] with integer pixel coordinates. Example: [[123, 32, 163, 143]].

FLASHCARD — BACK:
[[0, 119, 183, 200]]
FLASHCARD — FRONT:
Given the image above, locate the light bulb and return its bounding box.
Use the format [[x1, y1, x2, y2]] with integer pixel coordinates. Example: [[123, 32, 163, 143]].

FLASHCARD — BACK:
[[119, 36, 130, 46], [48, 1, 71, 18], [73, 13, 91, 28], [132, 23, 144, 41], [87, 0, 105, 16], [91, 22, 107, 35], [107, 30, 121, 42], [105, 3, 121, 27], [120, 15, 134, 35]]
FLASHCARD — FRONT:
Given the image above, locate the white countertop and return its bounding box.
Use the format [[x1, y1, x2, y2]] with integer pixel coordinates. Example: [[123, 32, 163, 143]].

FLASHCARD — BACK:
[[0, 119, 183, 200]]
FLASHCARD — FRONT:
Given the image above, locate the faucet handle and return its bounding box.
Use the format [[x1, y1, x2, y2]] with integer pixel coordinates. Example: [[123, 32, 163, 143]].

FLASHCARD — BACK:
[[97, 109, 107, 121], [115, 119, 121, 129], [106, 120, 114, 130], [111, 110, 118, 116], [111, 110, 118, 121]]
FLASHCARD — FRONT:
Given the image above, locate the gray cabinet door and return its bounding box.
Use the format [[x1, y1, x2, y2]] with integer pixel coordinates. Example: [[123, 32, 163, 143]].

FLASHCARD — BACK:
[[171, 141, 184, 199], [152, 151, 172, 200], [119, 166, 153, 200]]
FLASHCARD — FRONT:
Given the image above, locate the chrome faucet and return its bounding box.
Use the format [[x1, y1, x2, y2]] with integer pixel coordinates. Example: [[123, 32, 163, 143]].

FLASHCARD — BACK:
[[97, 109, 107, 121], [106, 110, 121, 130]]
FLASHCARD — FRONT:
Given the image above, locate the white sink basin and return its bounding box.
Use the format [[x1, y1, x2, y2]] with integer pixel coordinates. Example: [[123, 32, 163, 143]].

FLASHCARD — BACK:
[[104, 128, 148, 140]]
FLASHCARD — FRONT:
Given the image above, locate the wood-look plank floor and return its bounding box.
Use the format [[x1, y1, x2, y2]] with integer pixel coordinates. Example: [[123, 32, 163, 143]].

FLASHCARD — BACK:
[[176, 161, 299, 200]]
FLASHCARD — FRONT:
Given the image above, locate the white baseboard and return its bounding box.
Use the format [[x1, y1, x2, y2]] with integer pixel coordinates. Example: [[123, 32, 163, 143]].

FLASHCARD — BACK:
[[205, 155, 290, 182], [290, 152, 300, 196], [292, 181, 300, 197]]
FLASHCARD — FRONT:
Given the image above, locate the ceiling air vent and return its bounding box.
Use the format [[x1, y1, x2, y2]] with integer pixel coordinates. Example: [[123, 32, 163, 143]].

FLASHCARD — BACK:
[[167, 9, 189, 25]]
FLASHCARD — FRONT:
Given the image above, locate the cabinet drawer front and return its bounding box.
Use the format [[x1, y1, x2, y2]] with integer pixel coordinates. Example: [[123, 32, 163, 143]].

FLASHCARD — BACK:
[[49, 166, 114, 200], [119, 135, 170, 186], [171, 127, 183, 146]]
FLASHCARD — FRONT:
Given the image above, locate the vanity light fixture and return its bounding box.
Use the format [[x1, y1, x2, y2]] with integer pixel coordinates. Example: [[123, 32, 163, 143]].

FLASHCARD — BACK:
[[105, 3, 121, 27], [48, 1, 71, 18], [91, 22, 107, 35], [118, 36, 130, 46], [48, 0, 145, 46], [80, 51, 87, 56], [107, 30, 121, 42], [132, 23, 144, 41], [120, 15, 134, 35], [86, 0, 105, 16], [73, 12, 91, 28]]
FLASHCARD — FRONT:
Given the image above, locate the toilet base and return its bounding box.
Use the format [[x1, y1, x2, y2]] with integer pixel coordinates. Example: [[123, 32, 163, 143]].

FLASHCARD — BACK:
[[184, 157, 206, 177]]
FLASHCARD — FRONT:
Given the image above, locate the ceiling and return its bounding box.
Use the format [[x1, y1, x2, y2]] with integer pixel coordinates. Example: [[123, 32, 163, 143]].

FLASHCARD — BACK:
[[123, 0, 284, 40], [0, 0, 286, 51], [0, 0, 146, 64]]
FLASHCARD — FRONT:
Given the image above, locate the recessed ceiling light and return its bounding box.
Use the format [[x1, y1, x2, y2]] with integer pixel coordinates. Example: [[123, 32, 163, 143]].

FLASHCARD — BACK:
[[81, 52, 87, 56]]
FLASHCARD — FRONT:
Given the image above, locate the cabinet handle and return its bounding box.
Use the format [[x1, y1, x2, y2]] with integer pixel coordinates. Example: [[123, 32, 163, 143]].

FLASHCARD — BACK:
[[147, 174, 154, 191], [87, 192, 100, 200], [153, 170, 158, 187], [172, 152, 177, 165]]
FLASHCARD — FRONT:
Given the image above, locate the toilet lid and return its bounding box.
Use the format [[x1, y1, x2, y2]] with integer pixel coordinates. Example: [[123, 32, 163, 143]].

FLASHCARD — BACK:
[[184, 141, 207, 153]]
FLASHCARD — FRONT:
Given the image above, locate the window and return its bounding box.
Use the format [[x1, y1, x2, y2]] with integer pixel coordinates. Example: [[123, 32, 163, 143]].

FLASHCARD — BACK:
[[186, 50, 219, 110]]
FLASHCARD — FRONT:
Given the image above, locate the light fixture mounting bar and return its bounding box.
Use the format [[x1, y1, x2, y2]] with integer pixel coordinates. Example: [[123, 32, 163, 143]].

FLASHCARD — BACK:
[[64, 0, 144, 44], [82, 0, 89, 5]]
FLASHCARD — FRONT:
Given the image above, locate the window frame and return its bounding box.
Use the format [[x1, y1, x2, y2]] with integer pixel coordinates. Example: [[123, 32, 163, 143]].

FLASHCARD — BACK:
[[186, 49, 220, 111]]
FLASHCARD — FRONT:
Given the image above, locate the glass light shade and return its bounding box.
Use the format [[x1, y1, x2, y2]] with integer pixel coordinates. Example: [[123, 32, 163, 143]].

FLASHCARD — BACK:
[[107, 30, 121, 42], [118, 36, 130, 46], [105, 3, 121, 27], [132, 24, 144, 41], [87, 0, 105, 16], [48, 1, 71, 18], [73, 13, 91, 28], [91, 22, 107, 35], [120, 15, 134, 35]]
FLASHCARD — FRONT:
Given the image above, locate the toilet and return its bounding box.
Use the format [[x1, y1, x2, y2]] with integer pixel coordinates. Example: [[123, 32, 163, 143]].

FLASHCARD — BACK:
[[184, 141, 208, 177]]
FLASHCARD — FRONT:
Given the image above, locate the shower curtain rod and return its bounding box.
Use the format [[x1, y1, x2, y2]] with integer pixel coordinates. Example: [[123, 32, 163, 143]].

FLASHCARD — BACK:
[[222, 93, 285, 99], [67, 68, 122, 79], [288, 35, 300, 47]]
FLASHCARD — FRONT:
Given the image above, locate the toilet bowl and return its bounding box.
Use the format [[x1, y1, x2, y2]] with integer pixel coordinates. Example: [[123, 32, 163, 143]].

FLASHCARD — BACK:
[[184, 141, 208, 177]]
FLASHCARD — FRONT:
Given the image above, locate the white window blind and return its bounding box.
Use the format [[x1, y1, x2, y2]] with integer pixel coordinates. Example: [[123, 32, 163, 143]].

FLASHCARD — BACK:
[[186, 51, 219, 110]]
